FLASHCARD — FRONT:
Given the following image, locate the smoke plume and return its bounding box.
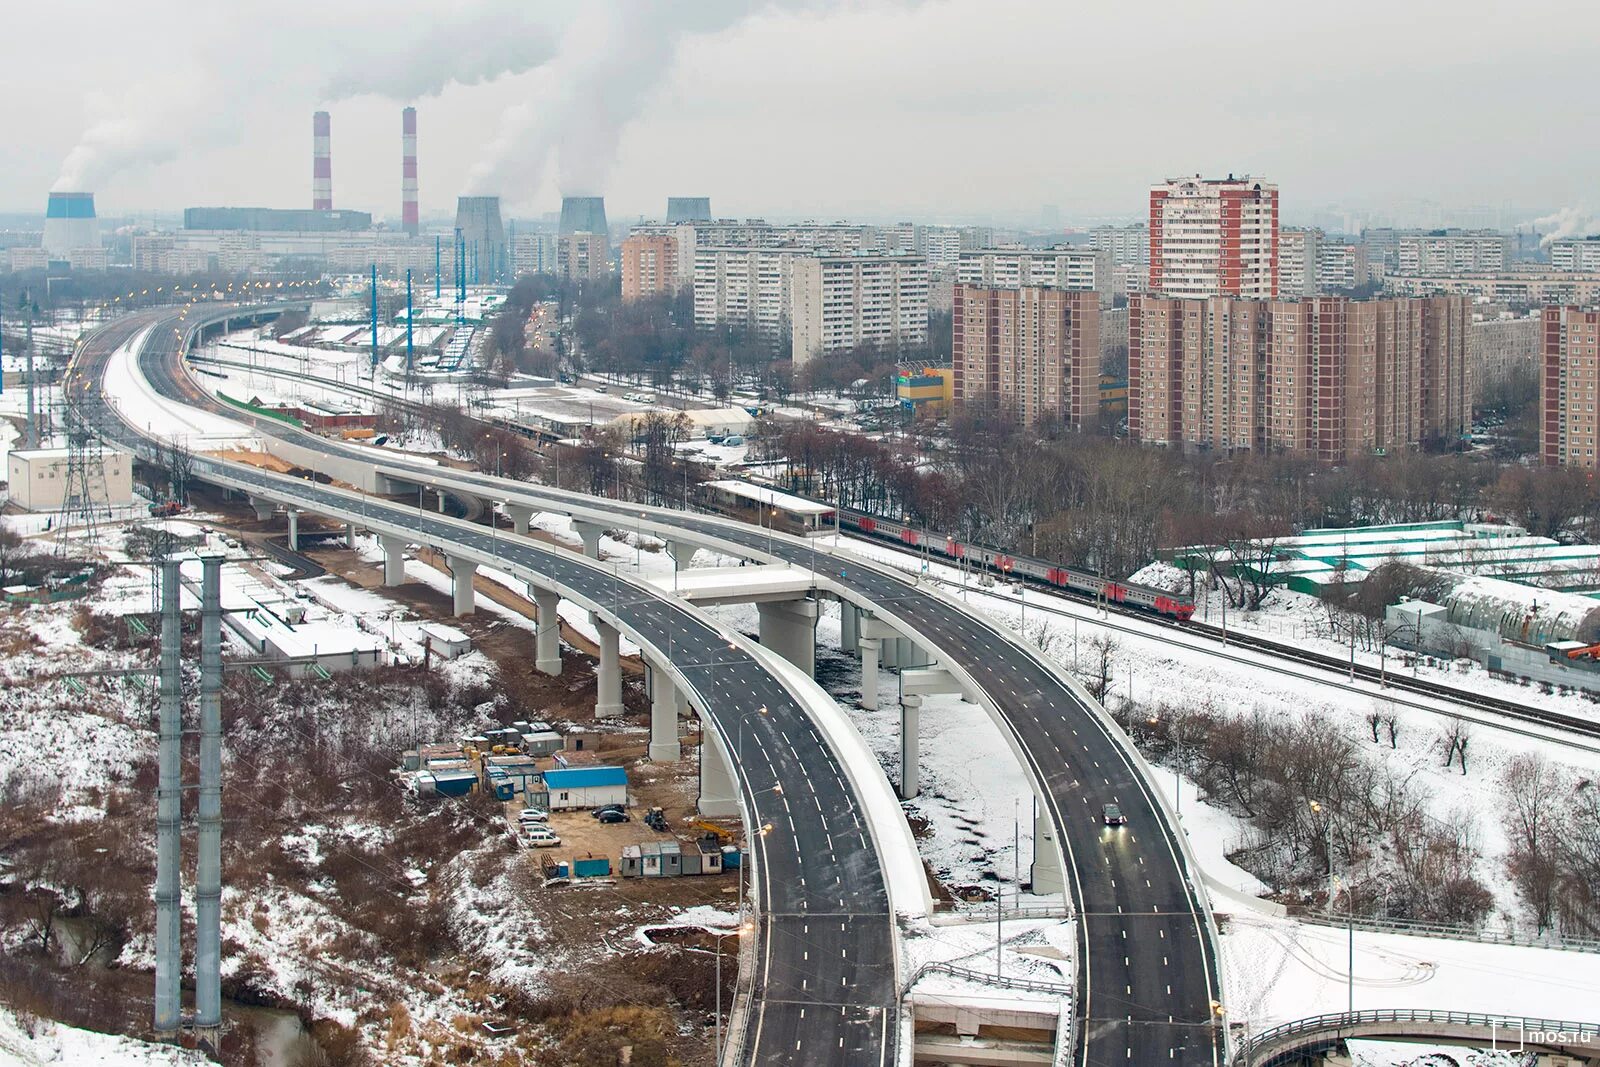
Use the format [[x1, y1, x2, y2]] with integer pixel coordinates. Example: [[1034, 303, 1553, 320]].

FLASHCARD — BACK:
[[1534, 205, 1600, 247]]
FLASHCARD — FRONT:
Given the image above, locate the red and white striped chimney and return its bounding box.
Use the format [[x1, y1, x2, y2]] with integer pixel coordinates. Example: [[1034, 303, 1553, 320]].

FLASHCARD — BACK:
[[312, 111, 332, 211], [401, 107, 419, 236]]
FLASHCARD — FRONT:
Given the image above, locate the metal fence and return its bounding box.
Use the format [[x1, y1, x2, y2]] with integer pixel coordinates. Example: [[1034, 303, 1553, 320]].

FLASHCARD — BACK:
[[1236, 1009, 1600, 1066], [1293, 909, 1600, 955]]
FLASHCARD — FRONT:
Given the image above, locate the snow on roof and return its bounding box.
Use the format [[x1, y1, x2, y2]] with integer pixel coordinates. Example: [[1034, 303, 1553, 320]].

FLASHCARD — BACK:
[[1443, 572, 1600, 645], [702, 479, 834, 516]]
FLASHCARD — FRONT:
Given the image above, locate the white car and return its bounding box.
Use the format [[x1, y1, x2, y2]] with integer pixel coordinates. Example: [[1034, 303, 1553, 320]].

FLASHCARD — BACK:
[[517, 808, 550, 824], [521, 828, 561, 848]]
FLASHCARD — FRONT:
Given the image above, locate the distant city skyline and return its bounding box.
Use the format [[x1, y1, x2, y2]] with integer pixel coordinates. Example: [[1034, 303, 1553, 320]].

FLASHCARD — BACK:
[[2, 0, 1597, 236]]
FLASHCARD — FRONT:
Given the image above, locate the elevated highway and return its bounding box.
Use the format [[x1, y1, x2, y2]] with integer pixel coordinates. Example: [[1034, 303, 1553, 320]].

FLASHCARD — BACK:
[[72, 309, 907, 1067], [148, 323, 1228, 1063]]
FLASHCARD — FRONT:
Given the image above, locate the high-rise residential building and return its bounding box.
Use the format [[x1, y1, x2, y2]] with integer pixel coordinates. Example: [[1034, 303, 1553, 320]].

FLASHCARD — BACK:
[[693, 247, 799, 340], [956, 247, 1113, 303], [1129, 294, 1468, 461], [790, 253, 929, 364], [1317, 241, 1370, 292], [952, 286, 1100, 427], [1279, 228, 1323, 297], [620, 232, 683, 301], [1541, 306, 1600, 468], [1148, 176, 1278, 299], [1090, 223, 1149, 266], [556, 233, 609, 281], [1397, 230, 1509, 274], [511, 232, 557, 276], [924, 228, 965, 268], [1468, 313, 1541, 406], [1551, 238, 1600, 272]]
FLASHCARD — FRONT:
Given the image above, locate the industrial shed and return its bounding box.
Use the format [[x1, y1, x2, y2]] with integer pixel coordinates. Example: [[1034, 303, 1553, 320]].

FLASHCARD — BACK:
[[542, 766, 628, 811]]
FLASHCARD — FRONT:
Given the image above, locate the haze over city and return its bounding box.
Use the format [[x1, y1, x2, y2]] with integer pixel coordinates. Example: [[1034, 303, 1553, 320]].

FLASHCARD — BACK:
[[4, 0, 1597, 226]]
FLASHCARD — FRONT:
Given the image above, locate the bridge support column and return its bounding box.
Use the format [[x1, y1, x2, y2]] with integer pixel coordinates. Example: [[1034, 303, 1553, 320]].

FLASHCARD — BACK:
[[882, 633, 900, 670], [436, 489, 446, 513], [345, 523, 358, 549], [840, 603, 859, 657], [504, 502, 535, 537], [248, 496, 274, 522], [757, 597, 817, 676], [648, 665, 680, 763], [668, 540, 697, 571], [574, 520, 604, 559], [902, 639, 931, 668], [379, 535, 406, 587], [594, 620, 624, 719], [859, 637, 880, 711], [532, 588, 562, 676], [286, 510, 299, 552], [698, 729, 739, 818], [1030, 799, 1065, 895], [899, 694, 921, 800], [446, 555, 476, 616]]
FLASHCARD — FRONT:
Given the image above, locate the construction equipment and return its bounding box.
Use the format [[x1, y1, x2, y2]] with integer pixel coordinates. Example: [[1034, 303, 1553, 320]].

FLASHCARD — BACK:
[[643, 806, 668, 832], [691, 819, 734, 843]]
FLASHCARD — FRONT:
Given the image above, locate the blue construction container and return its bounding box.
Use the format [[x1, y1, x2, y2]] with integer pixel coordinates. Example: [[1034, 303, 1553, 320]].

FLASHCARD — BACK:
[[432, 770, 478, 798], [573, 857, 612, 878]]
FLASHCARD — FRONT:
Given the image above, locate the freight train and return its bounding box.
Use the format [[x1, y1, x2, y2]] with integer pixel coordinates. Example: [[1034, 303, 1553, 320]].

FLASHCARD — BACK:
[[836, 508, 1196, 621]]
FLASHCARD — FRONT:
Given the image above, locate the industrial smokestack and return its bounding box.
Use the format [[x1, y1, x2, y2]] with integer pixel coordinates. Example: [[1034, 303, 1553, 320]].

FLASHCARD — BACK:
[[559, 196, 608, 236], [42, 192, 98, 255], [666, 197, 711, 224], [401, 107, 419, 237], [312, 111, 332, 211]]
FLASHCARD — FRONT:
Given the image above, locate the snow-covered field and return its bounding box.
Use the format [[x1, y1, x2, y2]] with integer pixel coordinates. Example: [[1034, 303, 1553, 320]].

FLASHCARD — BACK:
[[0, 1008, 208, 1067]]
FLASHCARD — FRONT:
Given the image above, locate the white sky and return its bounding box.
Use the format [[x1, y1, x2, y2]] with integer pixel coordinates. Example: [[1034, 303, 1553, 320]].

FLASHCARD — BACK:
[[5, 0, 1597, 228]]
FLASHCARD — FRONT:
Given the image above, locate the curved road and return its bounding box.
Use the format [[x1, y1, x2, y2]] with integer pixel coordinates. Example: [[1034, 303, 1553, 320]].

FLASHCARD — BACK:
[[73, 309, 899, 1066]]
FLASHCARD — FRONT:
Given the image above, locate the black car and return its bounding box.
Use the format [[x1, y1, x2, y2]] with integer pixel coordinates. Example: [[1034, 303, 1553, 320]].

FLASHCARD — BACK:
[[1102, 803, 1127, 826], [591, 804, 626, 819], [596, 809, 631, 824]]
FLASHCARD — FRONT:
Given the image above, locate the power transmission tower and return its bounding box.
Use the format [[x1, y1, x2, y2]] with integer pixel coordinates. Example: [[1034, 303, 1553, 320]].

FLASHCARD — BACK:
[[54, 399, 108, 553]]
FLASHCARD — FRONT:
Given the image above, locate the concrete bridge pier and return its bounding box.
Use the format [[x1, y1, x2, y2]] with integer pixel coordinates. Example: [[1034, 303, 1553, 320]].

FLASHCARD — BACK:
[[899, 694, 921, 800], [446, 554, 476, 616], [757, 597, 818, 676], [248, 496, 275, 522], [647, 664, 681, 762], [859, 637, 881, 711], [1031, 800, 1065, 895], [594, 620, 625, 719], [698, 729, 739, 818], [882, 633, 900, 670], [531, 587, 562, 676], [345, 523, 358, 550], [504, 502, 535, 537], [286, 510, 299, 552], [379, 535, 407, 587], [668, 540, 698, 571], [840, 603, 859, 657], [573, 520, 605, 559]]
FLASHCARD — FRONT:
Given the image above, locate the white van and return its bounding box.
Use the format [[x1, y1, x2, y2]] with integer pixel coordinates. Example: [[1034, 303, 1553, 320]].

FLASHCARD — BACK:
[[521, 826, 561, 848]]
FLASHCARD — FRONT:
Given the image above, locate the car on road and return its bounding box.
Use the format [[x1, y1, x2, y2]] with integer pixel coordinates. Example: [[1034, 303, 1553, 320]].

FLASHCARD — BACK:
[[1102, 803, 1127, 827], [521, 827, 561, 848], [596, 809, 630, 824], [517, 808, 550, 824]]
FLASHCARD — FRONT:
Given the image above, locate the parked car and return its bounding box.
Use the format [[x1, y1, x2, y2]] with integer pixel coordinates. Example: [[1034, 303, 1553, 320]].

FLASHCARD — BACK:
[[1102, 803, 1127, 827], [596, 809, 631, 824], [591, 804, 626, 819], [521, 827, 561, 848], [517, 808, 550, 824]]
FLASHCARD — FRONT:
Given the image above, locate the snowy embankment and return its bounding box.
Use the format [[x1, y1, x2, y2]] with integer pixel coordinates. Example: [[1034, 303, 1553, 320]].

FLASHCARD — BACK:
[[101, 327, 258, 449], [0, 1008, 207, 1067]]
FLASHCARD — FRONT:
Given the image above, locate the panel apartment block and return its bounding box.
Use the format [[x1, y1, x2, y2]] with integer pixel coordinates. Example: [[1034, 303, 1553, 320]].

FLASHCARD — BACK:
[[1541, 306, 1600, 468], [952, 285, 1100, 428]]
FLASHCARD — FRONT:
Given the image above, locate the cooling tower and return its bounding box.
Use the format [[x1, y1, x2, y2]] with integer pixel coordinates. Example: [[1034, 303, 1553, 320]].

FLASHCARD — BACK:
[[401, 107, 419, 237], [454, 195, 507, 281], [666, 197, 711, 224], [43, 192, 99, 255], [559, 196, 608, 235], [312, 111, 332, 211]]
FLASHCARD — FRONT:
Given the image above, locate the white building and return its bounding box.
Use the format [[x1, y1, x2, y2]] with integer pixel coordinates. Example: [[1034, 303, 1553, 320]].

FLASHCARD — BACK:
[[6, 446, 134, 512], [692, 247, 799, 340], [511, 232, 558, 276], [1397, 231, 1509, 274], [1551, 237, 1600, 272], [923, 228, 965, 267], [1279, 228, 1323, 297], [790, 253, 929, 364], [956, 247, 1113, 303], [1089, 223, 1148, 266], [1317, 241, 1370, 291]]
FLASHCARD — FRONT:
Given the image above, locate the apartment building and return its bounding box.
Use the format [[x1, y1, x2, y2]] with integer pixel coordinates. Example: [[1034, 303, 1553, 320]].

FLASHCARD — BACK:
[[556, 233, 609, 282], [956, 247, 1113, 304], [511, 232, 558, 277], [1148, 176, 1278, 299], [620, 232, 683, 301], [1279, 228, 1323, 297], [1129, 293, 1468, 461], [1541, 306, 1600, 468], [1397, 230, 1509, 274], [1551, 238, 1600, 272], [1090, 223, 1148, 267], [1317, 242, 1370, 291], [1468, 313, 1540, 405], [951, 286, 1100, 428], [692, 247, 798, 339], [1384, 270, 1600, 305], [924, 228, 965, 268], [790, 254, 929, 365]]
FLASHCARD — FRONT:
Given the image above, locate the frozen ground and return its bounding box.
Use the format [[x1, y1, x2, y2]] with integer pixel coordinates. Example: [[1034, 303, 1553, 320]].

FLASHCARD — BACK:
[[0, 1008, 208, 1067]]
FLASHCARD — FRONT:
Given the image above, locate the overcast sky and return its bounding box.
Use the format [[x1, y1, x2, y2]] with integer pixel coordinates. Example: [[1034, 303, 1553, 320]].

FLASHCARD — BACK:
[[6, 0, 1597, 229]]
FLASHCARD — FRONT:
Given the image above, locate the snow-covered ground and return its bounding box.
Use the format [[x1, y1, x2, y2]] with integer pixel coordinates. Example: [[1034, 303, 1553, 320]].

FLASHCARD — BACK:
[[0, 1008, 208, 1067]]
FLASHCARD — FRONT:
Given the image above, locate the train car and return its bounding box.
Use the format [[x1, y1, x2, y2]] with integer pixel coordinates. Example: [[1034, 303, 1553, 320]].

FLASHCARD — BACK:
[[836, 506, 1195, 622]]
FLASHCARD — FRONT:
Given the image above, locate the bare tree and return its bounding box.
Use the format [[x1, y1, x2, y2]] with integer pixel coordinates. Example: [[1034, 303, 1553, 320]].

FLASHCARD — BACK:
[[1439, 717, 1472, 774], [1076, 633, 1119, 704]]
